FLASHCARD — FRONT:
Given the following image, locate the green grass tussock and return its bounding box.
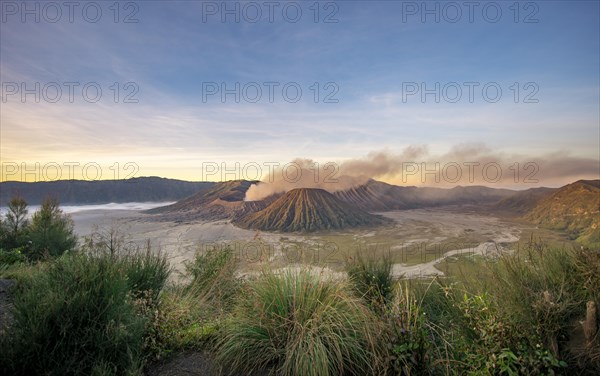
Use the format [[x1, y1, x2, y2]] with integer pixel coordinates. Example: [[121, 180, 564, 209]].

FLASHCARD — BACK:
[[184, 247, 239, 312], [216, 268, 385, 376], [346, 251, 394, 313]]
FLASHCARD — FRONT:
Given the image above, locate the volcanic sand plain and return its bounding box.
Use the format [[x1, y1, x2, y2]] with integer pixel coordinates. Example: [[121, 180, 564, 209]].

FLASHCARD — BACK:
[[71, 206, 574, 281]]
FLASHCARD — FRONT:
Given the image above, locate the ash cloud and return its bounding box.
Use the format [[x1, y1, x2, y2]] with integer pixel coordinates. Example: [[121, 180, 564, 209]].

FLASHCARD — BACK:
[[244, 159, 368, 201], [244, 143, 599, 201]]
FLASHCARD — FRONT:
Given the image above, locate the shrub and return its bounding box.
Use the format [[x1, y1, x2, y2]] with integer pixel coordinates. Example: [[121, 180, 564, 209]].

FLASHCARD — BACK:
[[1, 250, 170, 375], [140, 290, 220, 361], [122, 247, 171, 305], [83, 228, 170, 306], [483, 245, 599, 372], [450, 291, 567, 375], [404, 242, 589, 374], [142, 247, 237, 363], [217, 269, 385, 376], [382, 274, 571, 375], [27, 197, 77, 260], [0, 196, 29, 249], [0, 246, 27, 265]]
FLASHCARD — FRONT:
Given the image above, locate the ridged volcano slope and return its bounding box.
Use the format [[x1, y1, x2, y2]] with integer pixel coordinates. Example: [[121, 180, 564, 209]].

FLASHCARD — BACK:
[[234, 188, 388, 232], [146, 180, 273, 221]]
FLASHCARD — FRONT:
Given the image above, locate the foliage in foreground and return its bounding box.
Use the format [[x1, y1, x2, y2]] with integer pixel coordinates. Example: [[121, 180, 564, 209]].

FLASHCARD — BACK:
[[1, 223, 598, 376], [484, 245, 600, 372], [139, 289, 221, 362], [142, 247, 239, 361], [337, 239, 599, 375], [0, 196, 77, 263], [184, 246, 239, 312], [380, 245, 599, 375], [0, 249, 170, 376], [346, 251, 394, 312], [216, 269, 385, 376]]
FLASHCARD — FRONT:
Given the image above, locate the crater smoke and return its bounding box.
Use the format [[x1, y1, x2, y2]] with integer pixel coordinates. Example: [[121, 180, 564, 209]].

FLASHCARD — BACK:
[[244, 144, 599, 201]]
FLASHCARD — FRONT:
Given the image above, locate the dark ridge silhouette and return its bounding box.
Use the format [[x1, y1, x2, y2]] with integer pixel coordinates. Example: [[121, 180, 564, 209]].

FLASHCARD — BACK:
[[0, 177, 214, 206]]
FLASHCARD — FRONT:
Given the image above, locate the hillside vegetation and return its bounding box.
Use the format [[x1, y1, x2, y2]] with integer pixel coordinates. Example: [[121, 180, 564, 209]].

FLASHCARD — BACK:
[[494, 187, 557, 214], [525, 180, 600, 247]]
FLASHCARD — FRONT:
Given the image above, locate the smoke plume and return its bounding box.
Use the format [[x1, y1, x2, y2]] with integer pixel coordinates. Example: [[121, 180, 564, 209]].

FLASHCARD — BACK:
[[244, 143, 599, 201]]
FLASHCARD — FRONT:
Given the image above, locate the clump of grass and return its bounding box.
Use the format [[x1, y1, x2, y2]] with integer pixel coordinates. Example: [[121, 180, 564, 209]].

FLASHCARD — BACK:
[[383, 271, 573, 375], [121, 246, 170, 305], [1, 249, 170, 375], [184, 247, 240, 313], [409, 239, 593, 374], [346, 251, 394, 312], [386, 281, 432, 375], [216, 268, 385, 376]]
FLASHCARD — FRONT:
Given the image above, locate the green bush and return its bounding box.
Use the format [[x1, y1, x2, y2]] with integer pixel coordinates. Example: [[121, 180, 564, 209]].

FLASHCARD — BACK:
[[382, 275, 571, 375], [482, 246, 599, 372], [393, 244, 591, 374], [0, 246, 27, 265], [216, 269, 385, 376], [27, 197, 77, 260], [0, 250, 170, 375], [122, 248, 171, 305], [142, 248, 237, 362], [442, 289, 568, 375], [82, 228, 170, 306], [140, 290, 220, 361]]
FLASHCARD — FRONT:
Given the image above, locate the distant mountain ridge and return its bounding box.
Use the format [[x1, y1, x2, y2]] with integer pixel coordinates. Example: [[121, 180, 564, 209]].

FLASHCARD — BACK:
[[234, 188, 388, 232], [493, 187, 558, 214], [333, 179, 515, 211], [0, 177, 214, 206], [15, 177, 596, 240]]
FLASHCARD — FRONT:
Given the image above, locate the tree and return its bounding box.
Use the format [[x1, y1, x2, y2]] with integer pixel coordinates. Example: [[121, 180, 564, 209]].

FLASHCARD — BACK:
[[0, 216, 8, 249], [28, 197, 77, 259], [1, 196, 29, 250]]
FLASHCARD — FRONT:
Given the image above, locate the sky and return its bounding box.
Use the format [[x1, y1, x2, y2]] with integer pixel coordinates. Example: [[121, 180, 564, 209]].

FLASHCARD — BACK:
[[1, 0, 599, 188]]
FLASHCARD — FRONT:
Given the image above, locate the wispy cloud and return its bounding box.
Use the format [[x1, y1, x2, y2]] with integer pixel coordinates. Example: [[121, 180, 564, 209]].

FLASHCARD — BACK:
[[1, 1, 598, 184]]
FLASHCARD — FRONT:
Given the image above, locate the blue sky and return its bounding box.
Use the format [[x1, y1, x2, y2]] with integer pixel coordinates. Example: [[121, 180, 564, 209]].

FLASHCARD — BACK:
[[1, 1, 599, 185]]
